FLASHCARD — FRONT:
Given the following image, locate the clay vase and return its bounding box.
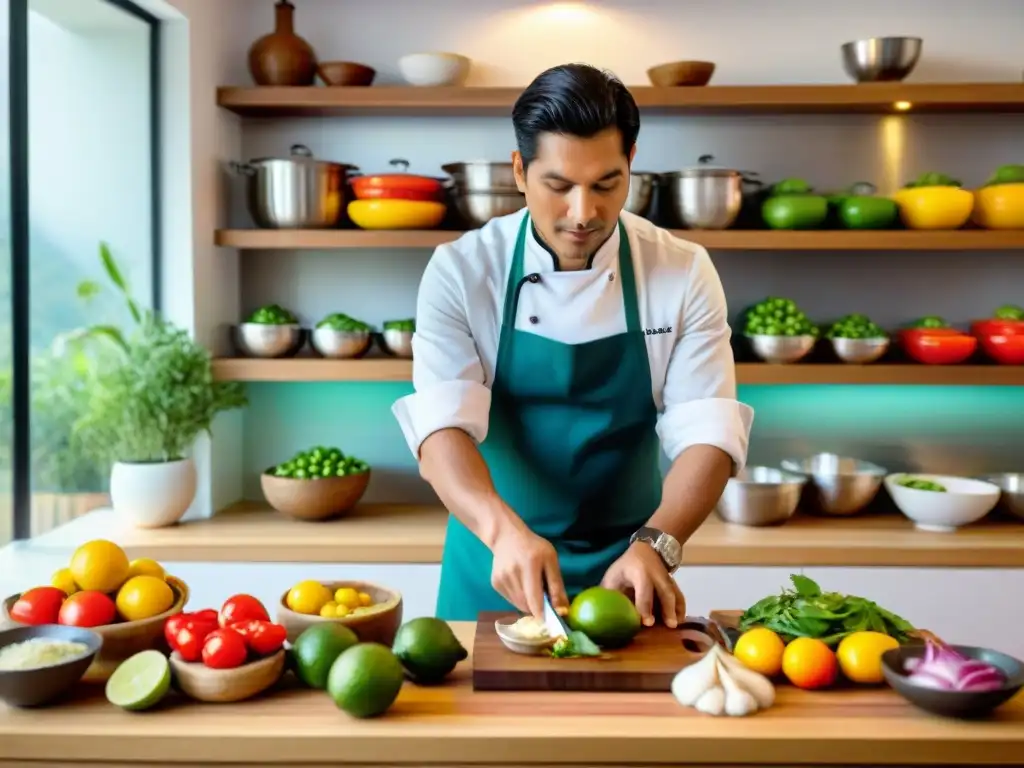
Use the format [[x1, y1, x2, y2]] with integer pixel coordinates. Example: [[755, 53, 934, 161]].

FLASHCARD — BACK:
[[248, 0, 317, 87]]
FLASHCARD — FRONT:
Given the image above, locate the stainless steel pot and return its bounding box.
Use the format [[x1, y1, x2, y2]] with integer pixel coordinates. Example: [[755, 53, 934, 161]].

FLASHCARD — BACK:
[[661, 155, 761, 230], [451, 191, 526, 228], [442, 161, 518, 193], [232, 144, 358, 229], [625, 172, 656, 218]]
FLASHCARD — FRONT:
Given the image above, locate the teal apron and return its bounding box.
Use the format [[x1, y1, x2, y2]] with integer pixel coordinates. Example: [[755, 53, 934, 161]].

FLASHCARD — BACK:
[[435, 214, 662, 620]]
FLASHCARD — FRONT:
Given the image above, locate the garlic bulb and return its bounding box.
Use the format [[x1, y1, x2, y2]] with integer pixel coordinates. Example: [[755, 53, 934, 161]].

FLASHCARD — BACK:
[[670, 645, 776, 717]]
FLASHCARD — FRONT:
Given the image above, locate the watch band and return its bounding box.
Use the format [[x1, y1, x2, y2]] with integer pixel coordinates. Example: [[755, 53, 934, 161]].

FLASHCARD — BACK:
[[630, 526, 683, 573]]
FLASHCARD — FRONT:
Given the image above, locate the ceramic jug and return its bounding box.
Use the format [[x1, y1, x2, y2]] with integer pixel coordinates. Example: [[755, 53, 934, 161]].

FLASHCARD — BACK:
[[248, 0, 317, 87]]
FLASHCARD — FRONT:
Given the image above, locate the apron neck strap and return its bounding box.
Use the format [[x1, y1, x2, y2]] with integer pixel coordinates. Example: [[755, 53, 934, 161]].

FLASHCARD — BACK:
[[502, 215, 641, 334]]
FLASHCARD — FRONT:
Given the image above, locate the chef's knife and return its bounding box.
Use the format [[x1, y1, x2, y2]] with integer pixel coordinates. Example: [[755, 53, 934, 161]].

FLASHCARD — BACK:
[[542, 592, 571, 640]]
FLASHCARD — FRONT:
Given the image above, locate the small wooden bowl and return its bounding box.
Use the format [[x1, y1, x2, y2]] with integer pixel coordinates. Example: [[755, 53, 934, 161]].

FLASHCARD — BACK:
[[275, 580, 402, 646], [2, 575, 189, 683], [260, 470, 371, 522], [647, 60, 716, 87], [317, 61, 376, 87], [169, 649, 285, 703]]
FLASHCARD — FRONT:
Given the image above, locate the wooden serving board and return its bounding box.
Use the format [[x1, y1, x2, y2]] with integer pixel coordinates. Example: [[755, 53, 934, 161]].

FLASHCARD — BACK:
[[472, 611, 731, 692]]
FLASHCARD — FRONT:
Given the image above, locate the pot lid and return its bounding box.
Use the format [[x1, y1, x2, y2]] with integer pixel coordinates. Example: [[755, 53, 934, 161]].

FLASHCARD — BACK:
[[676, 154, 741, 177], [353, 158, 446, 188], [248, 144, 356, 168]]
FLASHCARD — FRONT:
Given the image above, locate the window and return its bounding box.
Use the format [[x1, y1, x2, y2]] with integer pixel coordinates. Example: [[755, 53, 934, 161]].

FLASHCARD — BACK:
[[1, 0, 161, 543], [0, 0, 15, 545]]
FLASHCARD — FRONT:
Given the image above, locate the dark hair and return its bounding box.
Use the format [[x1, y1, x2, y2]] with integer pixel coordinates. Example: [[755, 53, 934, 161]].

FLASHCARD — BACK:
[[512, 63, 640, 170]]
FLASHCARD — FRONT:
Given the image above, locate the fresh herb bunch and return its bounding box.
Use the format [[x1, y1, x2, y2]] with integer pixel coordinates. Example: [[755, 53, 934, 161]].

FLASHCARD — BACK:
[[739, 574, 916, 646], [71, 243, 248, 464]]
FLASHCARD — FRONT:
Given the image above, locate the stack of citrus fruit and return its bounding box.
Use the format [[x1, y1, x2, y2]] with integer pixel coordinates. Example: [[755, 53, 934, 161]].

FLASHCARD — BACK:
[[732, 626, 899, 689], [9, 539, 180, 628], [285, 579, 376, 618]]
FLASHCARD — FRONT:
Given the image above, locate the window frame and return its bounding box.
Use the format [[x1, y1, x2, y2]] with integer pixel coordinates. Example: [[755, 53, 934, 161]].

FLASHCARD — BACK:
[[8, 0, 163, 540]]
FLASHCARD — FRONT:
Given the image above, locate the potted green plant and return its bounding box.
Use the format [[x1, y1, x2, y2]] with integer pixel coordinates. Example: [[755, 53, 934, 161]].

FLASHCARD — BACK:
[[71, 243, 248, 528]]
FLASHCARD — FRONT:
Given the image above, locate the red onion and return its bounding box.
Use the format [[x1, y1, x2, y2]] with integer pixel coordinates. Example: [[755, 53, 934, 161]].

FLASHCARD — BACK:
[[904, 639, 1007, 693]]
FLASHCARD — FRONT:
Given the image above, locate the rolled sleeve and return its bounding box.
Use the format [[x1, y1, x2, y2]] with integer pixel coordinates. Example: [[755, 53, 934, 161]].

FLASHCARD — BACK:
[[655, 246, 755, 471], [391, 244, 492, 458]]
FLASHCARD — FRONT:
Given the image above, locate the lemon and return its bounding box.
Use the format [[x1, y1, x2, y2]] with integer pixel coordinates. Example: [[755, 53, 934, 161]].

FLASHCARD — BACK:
[[733, 627, 786, 677], [287, 580, 334, 615], [358, 592, 372, 607], [836, 631, 899, 684], [127, 558, 165, 581], [334, 587, 361, 610], [116, 575, 175, 622], [320, 601, 339, 618], [70, 539, 130, 593], [51, 568, 79, 596], [334, 603, 351, 617]]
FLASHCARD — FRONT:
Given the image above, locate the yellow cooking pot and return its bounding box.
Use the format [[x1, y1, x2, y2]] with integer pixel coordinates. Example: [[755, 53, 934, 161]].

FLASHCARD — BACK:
[[891, 186, 974, 230], [347, 199, 447, 230], [971, 183, 1024, 230]]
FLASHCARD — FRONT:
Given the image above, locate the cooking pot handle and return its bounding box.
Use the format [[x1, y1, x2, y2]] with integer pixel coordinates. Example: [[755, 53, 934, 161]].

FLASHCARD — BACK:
[[229, 160, 254, 176], [290, 144, 314, 158], [389, 158, 410, 173], [740, 171, 763, 189]]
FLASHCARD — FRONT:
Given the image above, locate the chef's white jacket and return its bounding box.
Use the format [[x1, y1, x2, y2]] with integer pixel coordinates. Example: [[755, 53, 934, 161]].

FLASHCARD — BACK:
[[391, 208, 755, 471]]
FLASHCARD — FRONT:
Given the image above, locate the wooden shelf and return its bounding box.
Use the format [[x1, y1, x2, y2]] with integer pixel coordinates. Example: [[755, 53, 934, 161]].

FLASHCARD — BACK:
[[217, 83, 1024, 117], [26, 502, 1024, 567], [216, 228, 1024, 252], [212, 359, 1024, 386]]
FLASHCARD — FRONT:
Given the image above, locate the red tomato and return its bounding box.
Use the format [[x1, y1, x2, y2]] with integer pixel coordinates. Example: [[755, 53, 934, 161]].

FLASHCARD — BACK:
[[10, 586, 66, 625], [230, 620, 287, 656], [164, 612, 191, 648], [202, 628, 248, 669], [165, 610, 220, 660], [978, 333, 1024, 365], [58, 590, 116, 627], [219, 594, 269, 628], [172, 626, 205, 662], [191, 608, 219, 625], [971, 319, 1024, 338]]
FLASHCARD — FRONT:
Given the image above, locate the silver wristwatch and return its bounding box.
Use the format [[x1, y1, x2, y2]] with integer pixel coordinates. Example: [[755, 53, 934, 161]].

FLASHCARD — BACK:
[[630, 526, 683, 574]]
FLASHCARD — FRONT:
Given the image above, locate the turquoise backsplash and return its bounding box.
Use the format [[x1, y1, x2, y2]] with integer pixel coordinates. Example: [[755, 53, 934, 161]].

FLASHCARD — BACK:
[[241, 383, 1024, 504]]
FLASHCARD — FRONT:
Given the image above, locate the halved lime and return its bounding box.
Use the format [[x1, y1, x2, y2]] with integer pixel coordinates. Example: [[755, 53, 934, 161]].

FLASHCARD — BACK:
[[105, 650, 172, 711]]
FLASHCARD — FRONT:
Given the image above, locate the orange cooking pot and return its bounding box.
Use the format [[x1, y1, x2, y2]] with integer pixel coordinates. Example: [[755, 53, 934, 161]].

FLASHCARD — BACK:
[[350, 158, 446, 202]]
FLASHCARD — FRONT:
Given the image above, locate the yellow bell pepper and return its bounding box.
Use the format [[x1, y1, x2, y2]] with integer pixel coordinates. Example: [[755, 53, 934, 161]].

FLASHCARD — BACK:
[[891, 186, 974, 230], [972, 183, 1024, 230]]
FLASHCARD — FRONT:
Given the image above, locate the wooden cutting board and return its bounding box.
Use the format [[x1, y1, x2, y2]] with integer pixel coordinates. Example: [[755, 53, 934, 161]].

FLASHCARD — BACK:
[[472, 611, 731, 692]]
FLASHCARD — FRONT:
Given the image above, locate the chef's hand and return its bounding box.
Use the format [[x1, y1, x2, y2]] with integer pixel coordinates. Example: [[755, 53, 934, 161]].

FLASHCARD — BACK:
[[491, 525, 569, 619], [602, 541, 686, 628]]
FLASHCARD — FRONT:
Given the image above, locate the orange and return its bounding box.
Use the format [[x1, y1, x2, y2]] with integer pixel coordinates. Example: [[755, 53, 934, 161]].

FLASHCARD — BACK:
[[732, 627, 786, 677], [115, 575, 175, 622], [69, 539, 130, 593], [836, 631, 899, 684], [782, 637, 838, 689]]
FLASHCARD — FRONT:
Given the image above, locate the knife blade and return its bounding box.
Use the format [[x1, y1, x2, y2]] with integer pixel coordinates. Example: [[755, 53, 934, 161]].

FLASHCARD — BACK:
[[542, 592, 571, 640]]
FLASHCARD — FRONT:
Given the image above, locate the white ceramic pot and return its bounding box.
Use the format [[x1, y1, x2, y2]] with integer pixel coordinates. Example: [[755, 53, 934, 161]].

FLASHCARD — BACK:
[[110, 457, 197, 529]]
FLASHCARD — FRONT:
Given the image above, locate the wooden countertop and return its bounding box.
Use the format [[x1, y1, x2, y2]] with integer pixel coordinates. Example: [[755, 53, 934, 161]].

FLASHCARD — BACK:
[[1, 623, 1022, 767], [23, 501, 1024, 567]]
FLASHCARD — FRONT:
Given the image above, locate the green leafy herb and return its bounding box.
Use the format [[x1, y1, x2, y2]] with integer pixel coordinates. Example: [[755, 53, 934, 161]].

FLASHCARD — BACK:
[[739, 574, 916, 647], [549, 631, 601, 658]]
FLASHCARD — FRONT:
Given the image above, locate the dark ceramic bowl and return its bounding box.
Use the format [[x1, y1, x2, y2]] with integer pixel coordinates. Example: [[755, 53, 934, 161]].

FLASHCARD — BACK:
[[0, 624, 102, 707], [881, 644, 1024, 719]]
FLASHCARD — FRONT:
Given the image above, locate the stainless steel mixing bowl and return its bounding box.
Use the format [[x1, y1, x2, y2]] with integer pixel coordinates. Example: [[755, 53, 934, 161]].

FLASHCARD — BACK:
[[748, 334, 817, 364], [625, 172, 656, 218], [232, 323, 305, 358], [380, 328, 414, 358], [442, 162, 518, 193], [978, 472, 1024, 521], [841, 36, 923, 83], [451, 191, 526, 228], [310, 328, 372, 359], [831, 336, 890, 364], [781, 453, 887, 516], [716, 466, 807, 527]]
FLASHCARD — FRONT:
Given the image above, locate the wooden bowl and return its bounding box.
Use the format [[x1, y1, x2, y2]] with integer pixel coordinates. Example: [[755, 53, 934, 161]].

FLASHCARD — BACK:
[[275, 581, 402, 646], [260, 470, 371, 521], [1, 575, 189, 683], [317, 61, 376, 87], [647, 60, 716, 87], [169, 649, 285, 703]]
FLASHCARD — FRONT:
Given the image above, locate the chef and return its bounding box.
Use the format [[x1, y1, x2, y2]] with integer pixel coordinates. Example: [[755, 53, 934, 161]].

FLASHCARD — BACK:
[[392, 63, 754, 628]]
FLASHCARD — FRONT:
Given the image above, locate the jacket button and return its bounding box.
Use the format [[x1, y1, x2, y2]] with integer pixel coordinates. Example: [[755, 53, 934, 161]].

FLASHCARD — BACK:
[[609, 272, 615, 282], [529, 315, 539, 324], [528, 274, 541, 283]]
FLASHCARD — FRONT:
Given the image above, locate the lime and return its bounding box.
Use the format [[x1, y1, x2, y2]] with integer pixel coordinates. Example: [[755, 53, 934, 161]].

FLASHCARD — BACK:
[[292, 623, 359, 689], [327, 642, 404, 718], [392, 617, 468, 685], [105, 650, 171, 711], [567, 586, 642, 649]]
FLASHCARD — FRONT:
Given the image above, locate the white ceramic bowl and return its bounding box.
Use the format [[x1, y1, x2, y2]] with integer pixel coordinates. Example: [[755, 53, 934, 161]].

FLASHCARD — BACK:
[[884, 473, 1001, 532], [398, 52, 471, 87], [494, 616, 555, 656]]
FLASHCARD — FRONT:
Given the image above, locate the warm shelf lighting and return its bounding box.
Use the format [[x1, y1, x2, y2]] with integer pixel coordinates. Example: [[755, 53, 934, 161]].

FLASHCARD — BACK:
[[893, 100, 912, 111]]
